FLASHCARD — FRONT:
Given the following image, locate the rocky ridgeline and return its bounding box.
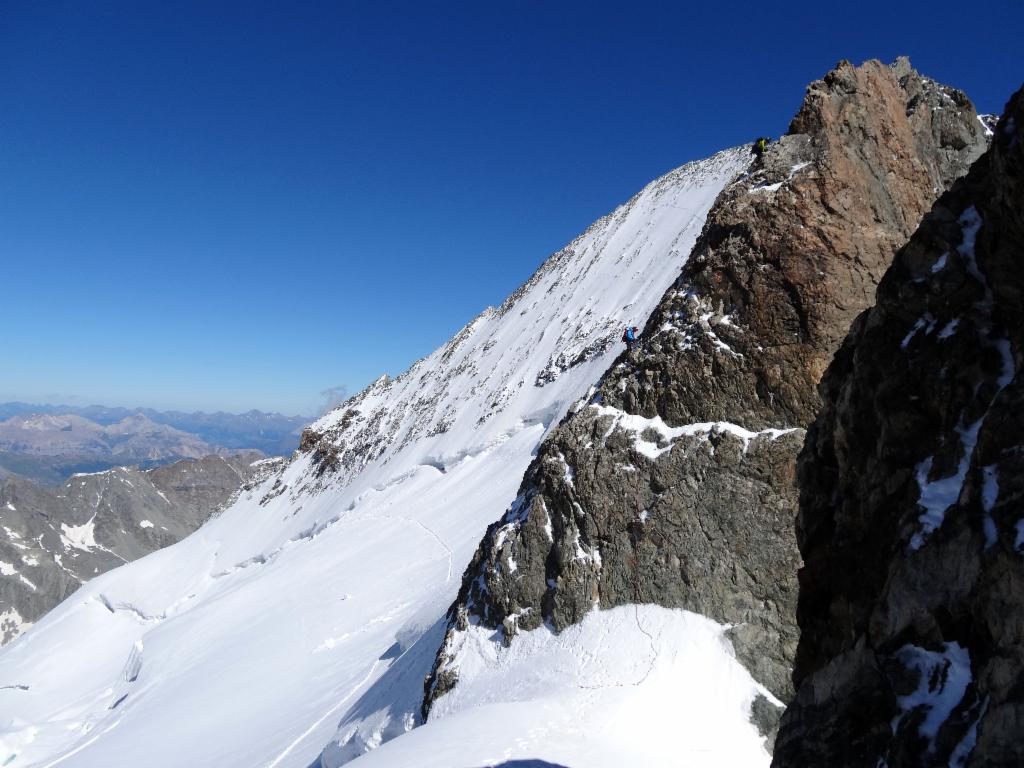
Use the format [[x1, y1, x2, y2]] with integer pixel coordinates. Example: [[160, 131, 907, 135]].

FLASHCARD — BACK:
[[292, 144, 751, 508], [422, 58, 991, 743], [774, 86, 1024, 766], [0, 453, 277, 644]]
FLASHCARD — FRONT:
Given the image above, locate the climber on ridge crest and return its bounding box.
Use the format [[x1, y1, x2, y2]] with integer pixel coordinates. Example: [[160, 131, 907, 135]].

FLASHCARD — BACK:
[[622, 325, 639, 351]]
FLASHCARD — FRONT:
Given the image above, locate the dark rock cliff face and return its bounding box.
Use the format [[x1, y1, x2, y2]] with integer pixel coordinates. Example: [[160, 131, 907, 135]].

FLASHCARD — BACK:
[[773, 86, 1024, 767], [422, 59, 990, 739]]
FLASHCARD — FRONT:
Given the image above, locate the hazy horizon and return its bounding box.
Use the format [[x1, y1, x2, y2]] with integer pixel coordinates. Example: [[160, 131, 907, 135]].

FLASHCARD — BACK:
[[0, 394, 324, 420]]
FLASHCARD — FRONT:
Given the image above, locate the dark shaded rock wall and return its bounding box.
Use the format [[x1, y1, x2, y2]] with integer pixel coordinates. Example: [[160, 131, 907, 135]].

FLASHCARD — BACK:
[[423, 58, 990, 741], [774, 85, 1024, 767]]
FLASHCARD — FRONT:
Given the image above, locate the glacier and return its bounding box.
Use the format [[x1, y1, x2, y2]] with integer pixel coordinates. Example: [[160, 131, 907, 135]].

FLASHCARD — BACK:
[[0, 146, 755, 768]]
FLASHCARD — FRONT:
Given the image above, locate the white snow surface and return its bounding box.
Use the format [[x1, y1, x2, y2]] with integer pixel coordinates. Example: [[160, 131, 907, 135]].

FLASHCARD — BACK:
[[0, 148, 750, 768], [977, 114, 994, 138], [590, 404, 796, 460], [59, 518, 99, 552], [342, 606, 773, 768], [892, 642, 974, 759]]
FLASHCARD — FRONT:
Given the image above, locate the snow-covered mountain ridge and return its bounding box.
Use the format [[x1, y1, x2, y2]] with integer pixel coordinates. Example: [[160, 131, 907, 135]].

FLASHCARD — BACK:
[[0, 147, 749, 767], [418, 57, 992, 758], [299, 147, 748, 492]]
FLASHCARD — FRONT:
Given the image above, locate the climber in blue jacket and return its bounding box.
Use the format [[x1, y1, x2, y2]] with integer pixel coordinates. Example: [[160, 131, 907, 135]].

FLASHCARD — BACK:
[[622, 325, 639, 351]]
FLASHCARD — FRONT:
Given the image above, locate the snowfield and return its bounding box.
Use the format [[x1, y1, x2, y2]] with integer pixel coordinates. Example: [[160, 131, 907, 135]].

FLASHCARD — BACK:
[[342, 607, 774, 768], [0, 146, 751, 768]]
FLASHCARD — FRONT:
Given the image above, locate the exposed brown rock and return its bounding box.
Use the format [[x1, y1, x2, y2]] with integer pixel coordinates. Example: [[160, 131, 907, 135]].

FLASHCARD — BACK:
[[774, 85, 1024, 767], [423, 59, 990, 746]]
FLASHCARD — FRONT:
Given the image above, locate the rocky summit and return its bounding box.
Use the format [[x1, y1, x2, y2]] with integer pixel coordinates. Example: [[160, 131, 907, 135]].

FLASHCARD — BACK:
[[423, 58, 991, 745], [773, 85, 1024, 767], [0, 453, 276, 644]]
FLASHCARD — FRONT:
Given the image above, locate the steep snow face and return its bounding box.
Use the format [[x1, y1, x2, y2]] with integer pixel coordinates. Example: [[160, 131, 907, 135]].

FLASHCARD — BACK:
[[0, 147, 747, 768], [304, 147, 749, 490]]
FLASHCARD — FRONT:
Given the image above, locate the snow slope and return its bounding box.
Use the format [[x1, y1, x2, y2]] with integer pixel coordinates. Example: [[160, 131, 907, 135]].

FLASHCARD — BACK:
[[0, 146, 748, 768], [344, 606, 774, 768]]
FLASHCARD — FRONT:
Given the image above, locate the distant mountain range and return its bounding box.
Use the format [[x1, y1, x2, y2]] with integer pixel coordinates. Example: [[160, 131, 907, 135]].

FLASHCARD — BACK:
[[0, 404, 308, 484]]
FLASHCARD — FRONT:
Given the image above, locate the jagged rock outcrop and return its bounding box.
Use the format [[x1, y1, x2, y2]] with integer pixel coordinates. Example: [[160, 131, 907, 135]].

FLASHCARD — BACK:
[[773, 86, 1024, 767], [423, 58, 991, 741], [0, 452, 273, 644]]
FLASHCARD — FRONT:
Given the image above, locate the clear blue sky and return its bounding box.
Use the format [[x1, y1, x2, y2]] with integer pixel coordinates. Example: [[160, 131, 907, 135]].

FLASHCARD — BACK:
[[2, 1, 1020, 416]]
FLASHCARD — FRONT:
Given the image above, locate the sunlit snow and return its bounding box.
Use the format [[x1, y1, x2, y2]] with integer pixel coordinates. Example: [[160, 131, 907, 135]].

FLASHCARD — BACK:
[[0, 148, 751, 768], [341, 606, 774, 768]]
